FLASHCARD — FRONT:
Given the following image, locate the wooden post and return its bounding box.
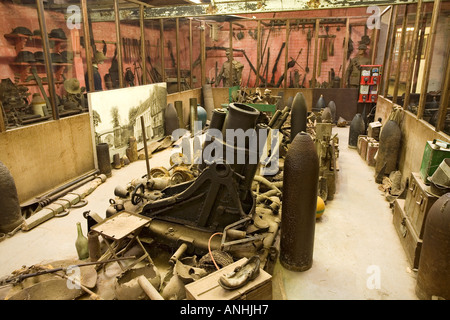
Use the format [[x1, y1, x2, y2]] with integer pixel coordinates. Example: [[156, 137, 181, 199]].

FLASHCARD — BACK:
[[412, 13, 427, 93], [382, 5, 399, 97], [371, 27, 380, 65], [114, 0, 124, 88], [417, 0, 442, 119], [392, 5, 409, 104], [201, 21, 206, 86], [284, 19, 290, 89], [0, 102, 6, 132], [160, 19, 165, 83], [312, 19, 320, 89], [436, 45, 450, 132], [229, 21, 233, 87], [139, 5, 147, 85], [36, 0, 59, 120], [189, 19, 193, 88], [176, 18, 181, 92], [256, 20, 261, 87], [403, 0, 423, 109], [341, 18, 350, 88], [81, 0, 94, 95]]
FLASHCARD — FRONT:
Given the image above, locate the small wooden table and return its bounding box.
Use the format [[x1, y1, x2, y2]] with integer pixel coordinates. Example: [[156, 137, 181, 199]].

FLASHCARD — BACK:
[[91, 211, 153, 271]]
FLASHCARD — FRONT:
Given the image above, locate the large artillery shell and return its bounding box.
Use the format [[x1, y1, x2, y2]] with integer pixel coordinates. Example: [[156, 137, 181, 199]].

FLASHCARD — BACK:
[[375, 119, 401, 177], [348, 113, 365, 148], [327, 100, 337, 123], [290, 92, 308, 142], [280, 132, 319, 271], [313, 94, 325, 112], [0, 161, 24, 233], [416, 193, 450, 300], [164, 103, 179, 136], [96, 143, 112, 177]]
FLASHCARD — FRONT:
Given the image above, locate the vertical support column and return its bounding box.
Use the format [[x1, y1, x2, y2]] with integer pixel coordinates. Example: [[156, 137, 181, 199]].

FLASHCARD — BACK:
[[81, 0, 94, 95], [176, 18, 181, 92], [312, 19, 320, 89], [284, 19, 290, 89], [382, 5, 399, 97], [229, 21, 233, 87], [370, 27, 379, 65], [200, 21, 206, 86], [0, 102, 6, 132], [140, 5, 147, 85], [160, 19, 166, 83], [114, 0, 124, 88], [403, 0, 423, 109], [256, 20, 261, 87], [436, 46, 450, 132], [392, 5, 409, 104], [417, 0, 442, 119], [189, 19, 193, 88], [341, 18, 350, 88], [36, 0, 58, 120]]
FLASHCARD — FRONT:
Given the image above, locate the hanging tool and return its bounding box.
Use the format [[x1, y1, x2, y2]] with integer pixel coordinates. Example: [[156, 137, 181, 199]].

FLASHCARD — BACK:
[[305, 28, 312, 73], [270, 42, 286, 85], [287, 48, 303, 70]]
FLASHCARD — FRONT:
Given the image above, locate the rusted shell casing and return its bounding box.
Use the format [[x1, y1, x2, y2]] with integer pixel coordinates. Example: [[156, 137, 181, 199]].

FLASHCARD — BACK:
[[164, 103, 179, 136], [313, 95, 325, 112], [280, 132, 319, 271], [416, 193, 450, 300], [348, 113, 365, 148], [0, 161, 24, 233], [290, 92, 308, 142], [375, 120, 401, 176], [327, 101, 337, 123], [96, 143, 112, 177]]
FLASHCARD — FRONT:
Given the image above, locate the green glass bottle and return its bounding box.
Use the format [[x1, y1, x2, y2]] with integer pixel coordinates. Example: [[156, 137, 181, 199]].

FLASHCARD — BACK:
[[75, 222, 89, 260]]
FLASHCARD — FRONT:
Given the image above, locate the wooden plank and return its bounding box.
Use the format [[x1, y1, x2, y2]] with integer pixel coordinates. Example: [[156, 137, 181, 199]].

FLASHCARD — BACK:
[[417, 0, 442, 119], [392, 5, 409, 104], [403, 0, 424, 109]]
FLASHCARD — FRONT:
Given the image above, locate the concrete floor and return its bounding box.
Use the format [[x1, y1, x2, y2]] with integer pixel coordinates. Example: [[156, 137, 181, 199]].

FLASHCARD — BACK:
[[0, 126, 418, 300]]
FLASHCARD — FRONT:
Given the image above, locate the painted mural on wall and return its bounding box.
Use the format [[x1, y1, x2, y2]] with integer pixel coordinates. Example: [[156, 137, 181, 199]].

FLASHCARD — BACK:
[[88, 83, 167, 159]]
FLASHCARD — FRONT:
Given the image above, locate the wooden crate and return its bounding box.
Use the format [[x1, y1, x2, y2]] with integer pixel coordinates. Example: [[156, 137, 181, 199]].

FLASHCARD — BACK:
[[185, 258, 272, 300], [405, 172, 438, 238], [393, 199, 422, 269]]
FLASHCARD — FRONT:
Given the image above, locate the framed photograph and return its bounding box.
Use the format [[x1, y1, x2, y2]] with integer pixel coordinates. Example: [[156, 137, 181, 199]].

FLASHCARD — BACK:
[[88, 83, 167, 162]]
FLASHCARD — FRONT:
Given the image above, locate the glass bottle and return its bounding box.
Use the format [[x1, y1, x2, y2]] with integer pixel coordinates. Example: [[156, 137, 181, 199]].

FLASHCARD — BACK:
[[75, 222, 89, 260]]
